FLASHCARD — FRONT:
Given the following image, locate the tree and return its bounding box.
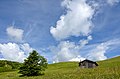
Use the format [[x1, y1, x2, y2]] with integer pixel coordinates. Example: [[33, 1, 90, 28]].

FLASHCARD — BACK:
[[19, 50, 48, 76]]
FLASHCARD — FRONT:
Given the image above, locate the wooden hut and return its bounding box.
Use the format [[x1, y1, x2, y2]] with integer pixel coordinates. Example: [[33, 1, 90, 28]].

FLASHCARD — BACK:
[[79, 59, 98, 68]]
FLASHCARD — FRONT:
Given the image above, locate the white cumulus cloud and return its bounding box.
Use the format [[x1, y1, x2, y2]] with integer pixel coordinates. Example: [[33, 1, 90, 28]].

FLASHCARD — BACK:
[[51, 38, 120, 63], [51, 35, 92, 63], [85, 39, 120, 61], [51, 41, 79, 63], [86, 43, 108, 61], [69, 55, 85, 62], [20, 43, 33, 56], [50, 0, 120, 63], [50, 0, 95, 40], [0, 43, 33, 62], [79, 35, 92, 47], [6, 26, 24, 41]]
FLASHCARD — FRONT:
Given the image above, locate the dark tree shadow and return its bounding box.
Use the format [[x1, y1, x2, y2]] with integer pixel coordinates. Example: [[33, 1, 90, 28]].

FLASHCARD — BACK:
[[19, 73, 45, 77]]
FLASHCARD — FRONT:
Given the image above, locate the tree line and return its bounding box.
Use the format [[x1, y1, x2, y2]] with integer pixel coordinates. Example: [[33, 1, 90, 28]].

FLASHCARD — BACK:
[[0, 50, 48, 76]]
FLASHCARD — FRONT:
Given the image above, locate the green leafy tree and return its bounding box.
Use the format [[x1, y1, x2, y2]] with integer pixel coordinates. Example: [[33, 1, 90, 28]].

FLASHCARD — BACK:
[[19, 50, 48, 76]]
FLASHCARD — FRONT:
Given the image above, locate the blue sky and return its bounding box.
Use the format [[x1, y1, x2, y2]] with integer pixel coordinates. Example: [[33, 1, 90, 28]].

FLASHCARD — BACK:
[[0, 0, 120, 63]]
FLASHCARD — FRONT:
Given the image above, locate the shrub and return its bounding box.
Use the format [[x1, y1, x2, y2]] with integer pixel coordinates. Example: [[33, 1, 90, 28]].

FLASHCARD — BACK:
[[0, 65, 12, 73]]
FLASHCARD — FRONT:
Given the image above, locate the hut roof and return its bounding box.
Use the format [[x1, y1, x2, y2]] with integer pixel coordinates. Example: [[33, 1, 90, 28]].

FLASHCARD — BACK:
[[79, 59, 98, 66]]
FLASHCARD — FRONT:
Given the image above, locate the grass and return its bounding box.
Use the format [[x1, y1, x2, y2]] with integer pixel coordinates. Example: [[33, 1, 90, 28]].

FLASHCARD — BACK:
[[0, 56, 120, 79]]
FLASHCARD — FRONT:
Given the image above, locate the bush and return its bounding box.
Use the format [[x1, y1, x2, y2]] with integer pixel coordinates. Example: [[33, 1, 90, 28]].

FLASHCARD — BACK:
[[0, 60, 22, 69], [19, 50, 48, 76], [0, 65, 12, 73]]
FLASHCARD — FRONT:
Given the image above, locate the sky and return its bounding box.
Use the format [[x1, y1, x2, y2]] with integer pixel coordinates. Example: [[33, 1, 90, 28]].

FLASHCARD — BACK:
[[0, 0, 120, 63]]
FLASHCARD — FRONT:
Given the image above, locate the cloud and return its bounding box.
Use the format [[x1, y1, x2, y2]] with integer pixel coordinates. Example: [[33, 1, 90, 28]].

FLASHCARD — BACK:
[[51, 38, 120, 63], [51, 41, 79, 63], [6, 26, 24, 41], [49, 0, 120, 63], [20, 43, 33, 56], [0, 42, 33, 62], [51, 35, 92, 63], [107, 0, 120, 5], [79, 35, 92, 47], [50, 0, 95, 40], [85, 39, 120, 61], [86, 43, 108, 61], [69, 55, 85, 62]]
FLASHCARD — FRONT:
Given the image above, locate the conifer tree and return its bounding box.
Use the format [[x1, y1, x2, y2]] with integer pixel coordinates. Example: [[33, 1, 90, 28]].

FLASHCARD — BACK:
[[19, 50, 48, 76]]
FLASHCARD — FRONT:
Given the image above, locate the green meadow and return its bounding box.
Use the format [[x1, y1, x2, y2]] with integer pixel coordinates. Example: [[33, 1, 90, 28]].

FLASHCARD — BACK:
[[0, 56, 120, 79]]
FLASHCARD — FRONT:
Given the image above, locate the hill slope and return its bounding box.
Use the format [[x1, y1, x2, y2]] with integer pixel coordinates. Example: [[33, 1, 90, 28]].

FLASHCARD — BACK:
[[0, 60, 22, 73], [0, 56, 120, 79]]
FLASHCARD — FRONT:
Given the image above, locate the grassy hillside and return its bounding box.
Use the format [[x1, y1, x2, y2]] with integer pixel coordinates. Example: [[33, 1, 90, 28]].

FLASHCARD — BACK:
[[0, 56, 120, 79], [0, 60, 22, 73]]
